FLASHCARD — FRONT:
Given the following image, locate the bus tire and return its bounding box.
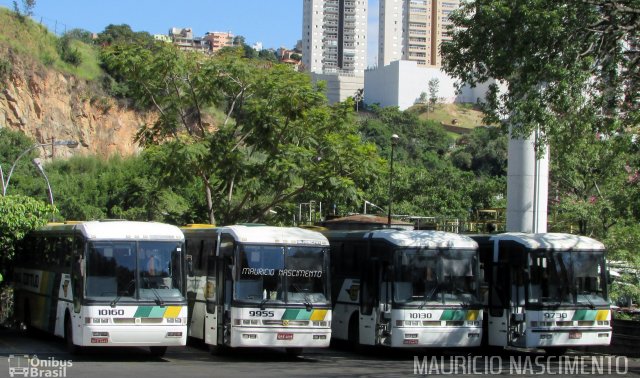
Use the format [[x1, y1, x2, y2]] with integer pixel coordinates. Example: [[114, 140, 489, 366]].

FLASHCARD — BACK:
[[348, 314, 360, 352], [65, 316, 81, 355], [208, 343, 227, 356], [285, 347, 303, 357], [149, 346, 168, 357], [544, 347, 568, 356], [22, 302, 31, 333]]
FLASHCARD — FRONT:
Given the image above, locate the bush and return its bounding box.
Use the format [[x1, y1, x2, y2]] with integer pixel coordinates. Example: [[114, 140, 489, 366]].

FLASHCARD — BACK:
[[57, 35, 83, 67]]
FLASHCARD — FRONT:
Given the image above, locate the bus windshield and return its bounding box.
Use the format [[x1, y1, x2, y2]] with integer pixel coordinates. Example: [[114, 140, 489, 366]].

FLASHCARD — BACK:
[[394, 249, 479, 306], [235, 244, 328, 304], [85, 241, 184, 302], [529, 250, 608, 306]]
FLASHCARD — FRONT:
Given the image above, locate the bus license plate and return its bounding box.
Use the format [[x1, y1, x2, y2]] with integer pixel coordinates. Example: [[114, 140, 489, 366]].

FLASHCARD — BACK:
[[569, 332, 582, 339], [277, 333, 294, 340]]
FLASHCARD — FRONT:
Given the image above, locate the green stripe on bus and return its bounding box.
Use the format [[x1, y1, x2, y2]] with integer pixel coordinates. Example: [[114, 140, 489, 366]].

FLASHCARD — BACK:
[[281, 309, 299, 320], [440, 310, 466, 321], [281, 309, 311, 320], [149, 306, 166, 317], [572, 310, 597, 321], [134, 306, 153, 317]]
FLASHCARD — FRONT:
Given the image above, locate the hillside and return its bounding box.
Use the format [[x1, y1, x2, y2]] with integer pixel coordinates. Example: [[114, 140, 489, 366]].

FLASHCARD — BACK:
[[0, 7, 150, 158], [412, 103, 486, 133]]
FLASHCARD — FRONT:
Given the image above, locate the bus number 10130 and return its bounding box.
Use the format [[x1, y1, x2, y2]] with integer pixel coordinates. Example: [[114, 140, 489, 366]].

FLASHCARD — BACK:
[[408, 313, 433, 319]]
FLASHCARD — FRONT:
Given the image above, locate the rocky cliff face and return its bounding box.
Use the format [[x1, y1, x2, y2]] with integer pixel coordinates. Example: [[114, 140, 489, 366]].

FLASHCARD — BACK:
[[0, 51, 154, 159]]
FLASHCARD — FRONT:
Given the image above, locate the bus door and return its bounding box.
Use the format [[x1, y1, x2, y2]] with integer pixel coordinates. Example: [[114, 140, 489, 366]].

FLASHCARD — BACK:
[[213, 233, 235, 347], [487, 241, 509, 347], [204, 235, 220, 346], [359, 240, 380, 345]]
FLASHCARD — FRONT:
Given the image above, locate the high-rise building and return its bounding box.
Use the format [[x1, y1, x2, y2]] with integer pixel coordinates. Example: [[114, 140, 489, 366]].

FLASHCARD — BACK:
[[302, 0, 368, 102], [378, 0, 459, 67]]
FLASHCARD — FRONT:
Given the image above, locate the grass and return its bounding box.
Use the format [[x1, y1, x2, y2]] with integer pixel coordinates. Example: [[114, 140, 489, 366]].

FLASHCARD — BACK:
[[0, 7, 102, 81], [413, 103, 487, 129]]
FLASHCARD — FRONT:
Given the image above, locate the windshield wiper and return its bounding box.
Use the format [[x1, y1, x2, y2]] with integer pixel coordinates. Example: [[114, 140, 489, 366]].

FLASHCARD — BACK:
[[110, 280, 135, 308], [149, 286, 165, 306], [419, 279, 440, 309], [259, 296, 270, 310], [577, 292, 596, 309], [293, 284, 313, 311]]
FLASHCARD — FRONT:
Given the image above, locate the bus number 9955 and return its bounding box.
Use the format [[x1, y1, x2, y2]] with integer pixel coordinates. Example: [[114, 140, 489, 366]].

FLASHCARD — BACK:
[[249, 310, 274, 317]]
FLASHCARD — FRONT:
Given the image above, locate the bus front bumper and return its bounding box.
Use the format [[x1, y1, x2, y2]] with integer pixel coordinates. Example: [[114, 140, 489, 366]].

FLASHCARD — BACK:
[[525, 328, 612, 348], [229, 326, 331, 348], [81, 324, 187, 347], [390, 326, 482, 348]]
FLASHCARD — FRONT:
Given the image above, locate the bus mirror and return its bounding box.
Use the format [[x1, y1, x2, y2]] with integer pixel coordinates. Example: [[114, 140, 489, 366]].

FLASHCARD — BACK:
[[186, 255, 194, 276]]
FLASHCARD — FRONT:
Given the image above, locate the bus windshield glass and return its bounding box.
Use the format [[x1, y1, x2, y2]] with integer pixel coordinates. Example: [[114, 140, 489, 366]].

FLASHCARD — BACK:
[[529, 250, 608, 306], [394, 249, 479, 306], [85, 241, 184, 301], [235, 245, 328, 304]]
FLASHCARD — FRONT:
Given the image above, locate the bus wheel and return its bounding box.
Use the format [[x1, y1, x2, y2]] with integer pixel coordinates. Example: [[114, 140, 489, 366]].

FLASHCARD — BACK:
[[348, 315, 361, 352], [149, 346, 168, 357], [208, 343, 227, 356], [544, 347, 568, 356], [285, 348, 303, 357], [65, 317, 81, 355], [22, 303, 31, 333]]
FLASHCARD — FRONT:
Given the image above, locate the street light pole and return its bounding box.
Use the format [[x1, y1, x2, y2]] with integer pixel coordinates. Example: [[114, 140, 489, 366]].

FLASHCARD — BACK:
[[387, 134, 399, 227], [2, 139, 79, 196], [32, 158, 54, 206]]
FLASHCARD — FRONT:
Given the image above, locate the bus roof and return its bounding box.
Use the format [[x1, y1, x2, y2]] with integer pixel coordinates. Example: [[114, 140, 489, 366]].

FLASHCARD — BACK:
[[490, 232, 605, 251], [39, 221, 184, 241], [325, 229, 478, 249], [221, 225, 329, 246]]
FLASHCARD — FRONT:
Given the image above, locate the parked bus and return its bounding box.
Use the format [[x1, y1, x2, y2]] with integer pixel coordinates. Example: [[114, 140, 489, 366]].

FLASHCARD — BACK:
[[473, 232, 611, 353], [324, 229, 483, 348], [14, 221, 188, 356], [181, 224, 331, 355]]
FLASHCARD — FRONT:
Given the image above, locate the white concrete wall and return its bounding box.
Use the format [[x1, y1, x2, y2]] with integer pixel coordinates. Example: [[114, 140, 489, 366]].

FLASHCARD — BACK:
[[312, 73, 365, 104], [364, 60, 497, 110]]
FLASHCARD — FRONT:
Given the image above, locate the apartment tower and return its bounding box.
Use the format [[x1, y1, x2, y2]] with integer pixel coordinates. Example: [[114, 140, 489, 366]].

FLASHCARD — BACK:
[[378, 0, 459, 67], [302, 0, 368, 102]]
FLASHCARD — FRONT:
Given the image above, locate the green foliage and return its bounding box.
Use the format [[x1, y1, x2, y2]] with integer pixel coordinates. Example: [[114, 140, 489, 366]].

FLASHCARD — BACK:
[[96, 24, 154, 46], [442, 0, 638, 145], [11, 0, 35, 21], [100, 43, 383, 224], [0, 56, 12, 85], [450, 126, 508, 176], [64, 28, 94, 44], [0, 195, 56, 262], [0, 8, 101, 80], [57, 34, 82, 67]]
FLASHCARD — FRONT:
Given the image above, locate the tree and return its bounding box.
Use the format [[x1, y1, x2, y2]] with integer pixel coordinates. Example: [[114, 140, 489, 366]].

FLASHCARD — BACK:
[[101, 42, 383, 225], [0, 195, 56, 266], [96, 24, 153, 46], [441, 0, 639, 145], [427, 78, 440, 113], [12, 0, 35, 21], [441, 0, 639, 238]]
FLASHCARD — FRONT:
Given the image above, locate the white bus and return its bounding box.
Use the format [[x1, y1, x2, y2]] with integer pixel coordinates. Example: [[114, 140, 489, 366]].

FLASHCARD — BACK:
[[324, 229, 483, 348], [182, 224, 332, 355], [14, 221, 188, 356], [473, 233, 612, 353]]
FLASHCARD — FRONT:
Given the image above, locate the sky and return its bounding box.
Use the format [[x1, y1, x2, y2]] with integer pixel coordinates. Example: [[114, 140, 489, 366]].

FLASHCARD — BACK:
[[0, 0, 380, 66]]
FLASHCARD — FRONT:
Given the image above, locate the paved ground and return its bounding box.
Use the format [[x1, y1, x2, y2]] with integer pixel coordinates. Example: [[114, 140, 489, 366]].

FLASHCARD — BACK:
[[0, 328, 639, 378]]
